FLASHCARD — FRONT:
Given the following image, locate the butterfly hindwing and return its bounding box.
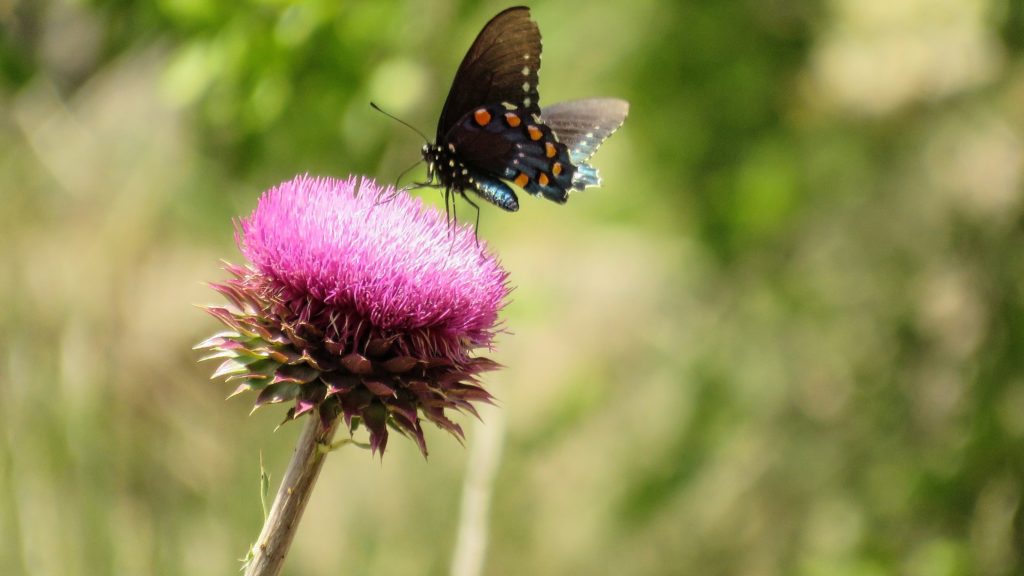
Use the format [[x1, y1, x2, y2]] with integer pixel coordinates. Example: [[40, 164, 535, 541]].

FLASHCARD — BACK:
[[447, 104, 576, 204], [437, 6, 542, 138], [542, 98, 629, 189]]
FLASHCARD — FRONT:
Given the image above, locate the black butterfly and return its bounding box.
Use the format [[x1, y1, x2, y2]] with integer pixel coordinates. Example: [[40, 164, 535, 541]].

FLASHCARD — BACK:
[[421, 6, 629, 215]]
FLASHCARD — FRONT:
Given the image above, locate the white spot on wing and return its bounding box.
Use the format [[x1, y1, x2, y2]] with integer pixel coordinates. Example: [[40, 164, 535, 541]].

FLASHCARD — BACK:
[[521, 66, 530, 76], [522, 82, 530, 93], [523, 97, 532, 108]]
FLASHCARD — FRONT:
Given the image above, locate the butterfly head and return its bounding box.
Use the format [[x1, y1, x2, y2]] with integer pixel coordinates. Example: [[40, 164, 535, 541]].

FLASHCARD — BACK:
[[421, 143, 437, 184], [421, 142, 464, 191]]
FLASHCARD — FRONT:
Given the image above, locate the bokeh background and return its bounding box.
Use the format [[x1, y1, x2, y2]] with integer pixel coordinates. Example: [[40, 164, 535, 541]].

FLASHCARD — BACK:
[[2, 0, 1023, 574]]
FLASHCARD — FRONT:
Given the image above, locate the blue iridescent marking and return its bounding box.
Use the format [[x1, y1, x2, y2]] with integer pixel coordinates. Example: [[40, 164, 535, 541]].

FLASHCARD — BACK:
[[473, 175, 520, 212], [571, 163, 600, 189]]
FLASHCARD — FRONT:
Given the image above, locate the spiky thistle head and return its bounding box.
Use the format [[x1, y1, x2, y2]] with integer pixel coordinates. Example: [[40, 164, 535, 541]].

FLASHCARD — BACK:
[[196, 175, 511, 457]]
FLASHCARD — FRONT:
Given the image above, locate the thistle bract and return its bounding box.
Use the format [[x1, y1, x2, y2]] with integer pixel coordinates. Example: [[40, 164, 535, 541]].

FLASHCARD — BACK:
[[196, 175, 510, 456]]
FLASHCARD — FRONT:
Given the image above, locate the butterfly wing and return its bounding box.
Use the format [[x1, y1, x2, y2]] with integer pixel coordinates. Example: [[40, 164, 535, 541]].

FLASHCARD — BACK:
[[436, 6, 542, 139], [543, 98, 629, 164], [448, 105, 577, 204], [542, 98, 629, 189], [428, 9, 626, 210]]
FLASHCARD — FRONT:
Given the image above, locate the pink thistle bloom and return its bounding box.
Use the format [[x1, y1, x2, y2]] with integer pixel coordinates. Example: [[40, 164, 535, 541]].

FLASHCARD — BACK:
[[197, 175, 511, 456]]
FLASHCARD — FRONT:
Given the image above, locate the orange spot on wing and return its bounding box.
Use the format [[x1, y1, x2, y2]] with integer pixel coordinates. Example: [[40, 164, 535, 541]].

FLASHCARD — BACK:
[[552, 162, 563, 176], [538, 172, 549, 186], [527, 125, 543, 141], [514, 172, 529, 188], [505, 113, 521, 127], [473, 108, 492, 126], [545, 142, 557, 158]]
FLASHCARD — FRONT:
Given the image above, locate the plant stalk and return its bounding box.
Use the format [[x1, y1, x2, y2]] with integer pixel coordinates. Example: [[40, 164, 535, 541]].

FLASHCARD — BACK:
[[244, 415, 339, 576]]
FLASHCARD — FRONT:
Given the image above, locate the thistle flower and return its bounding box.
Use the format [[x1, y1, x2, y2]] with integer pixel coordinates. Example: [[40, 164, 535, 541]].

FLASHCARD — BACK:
[[196, 175, 510, 457]]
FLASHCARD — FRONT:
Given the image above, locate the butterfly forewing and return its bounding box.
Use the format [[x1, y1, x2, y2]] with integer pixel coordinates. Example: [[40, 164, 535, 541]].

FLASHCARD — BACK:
[[437, 6, 542, 138]]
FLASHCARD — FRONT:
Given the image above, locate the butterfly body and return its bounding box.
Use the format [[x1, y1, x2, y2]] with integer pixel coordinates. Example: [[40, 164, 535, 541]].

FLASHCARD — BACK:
[[422, 6, 628, 213]]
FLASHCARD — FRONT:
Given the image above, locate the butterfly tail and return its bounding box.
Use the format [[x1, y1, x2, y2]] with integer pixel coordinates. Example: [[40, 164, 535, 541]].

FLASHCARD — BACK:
[[571, 162, 601, 190]]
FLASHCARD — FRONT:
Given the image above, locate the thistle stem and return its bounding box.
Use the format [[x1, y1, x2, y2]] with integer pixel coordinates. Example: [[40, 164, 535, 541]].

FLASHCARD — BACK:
[[244, 415, 339, 576], [450, 404, 505, 576]]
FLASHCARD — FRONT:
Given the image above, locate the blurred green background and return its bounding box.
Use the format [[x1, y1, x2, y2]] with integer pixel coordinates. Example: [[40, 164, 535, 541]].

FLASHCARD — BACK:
[[2, 0, 1023, 574]]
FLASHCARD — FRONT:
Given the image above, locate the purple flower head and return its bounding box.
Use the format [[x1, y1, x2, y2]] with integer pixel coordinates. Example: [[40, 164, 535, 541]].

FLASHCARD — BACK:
[[241, 175, 508, 354], [197, 175, 511, 456]]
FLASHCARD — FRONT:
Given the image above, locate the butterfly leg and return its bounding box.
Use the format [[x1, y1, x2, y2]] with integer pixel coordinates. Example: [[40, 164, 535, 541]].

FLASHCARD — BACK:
[[374, 182, 423, 206], [460, 191, 483, 244], [443, 186, 452, 227], [449, 187, 458, 230], [393, 158, 425, 189]]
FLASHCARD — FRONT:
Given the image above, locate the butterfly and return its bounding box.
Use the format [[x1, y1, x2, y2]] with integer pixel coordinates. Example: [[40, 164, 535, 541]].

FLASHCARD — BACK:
[[420, 6, 629, 216]]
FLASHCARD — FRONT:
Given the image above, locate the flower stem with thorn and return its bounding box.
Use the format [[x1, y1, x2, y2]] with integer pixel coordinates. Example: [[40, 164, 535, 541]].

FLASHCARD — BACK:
[[244, 415, 339, 576]]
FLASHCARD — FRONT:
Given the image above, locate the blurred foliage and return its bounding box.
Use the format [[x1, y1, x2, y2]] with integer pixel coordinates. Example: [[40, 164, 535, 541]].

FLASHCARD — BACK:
[[2, 0, 1024, 575]]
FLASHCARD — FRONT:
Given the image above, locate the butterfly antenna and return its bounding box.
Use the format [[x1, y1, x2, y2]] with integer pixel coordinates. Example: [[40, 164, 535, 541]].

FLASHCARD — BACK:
[[370, 102, 430, 144]]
